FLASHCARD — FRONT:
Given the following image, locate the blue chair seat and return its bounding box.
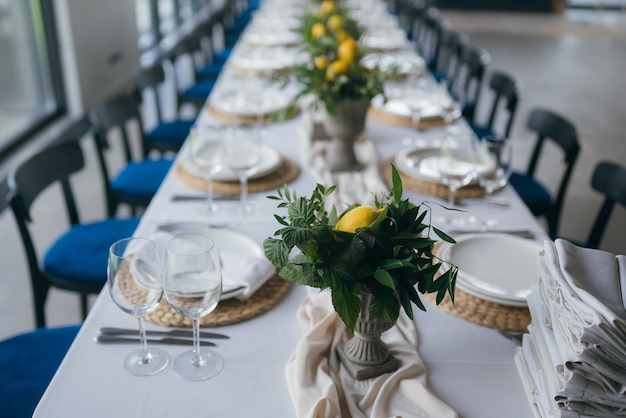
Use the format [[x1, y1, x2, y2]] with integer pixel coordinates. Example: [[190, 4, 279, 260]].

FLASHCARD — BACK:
[[111, 158, 172, 199], [225, 33, 240, 48], [146, 119, 194, 152], [470, 123, 495, 141], [0, 325, 80, 418], [509, 172, 552, 216], [213, 48, 233, 65], [43, 218, 140, 285], [181, 80, 216, 103], [196, 63, 224, 80]]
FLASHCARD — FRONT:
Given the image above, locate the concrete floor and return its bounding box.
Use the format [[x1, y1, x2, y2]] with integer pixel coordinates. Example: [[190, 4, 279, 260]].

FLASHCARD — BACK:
[[0, 8, 625, 340]]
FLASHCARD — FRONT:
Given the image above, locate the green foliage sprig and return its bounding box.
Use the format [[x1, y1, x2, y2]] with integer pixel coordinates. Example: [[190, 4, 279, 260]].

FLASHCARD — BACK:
[[263, 165, 458, 330]]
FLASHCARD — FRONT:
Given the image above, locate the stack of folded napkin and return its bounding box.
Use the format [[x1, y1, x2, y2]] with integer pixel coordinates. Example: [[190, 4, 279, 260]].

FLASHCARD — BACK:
[[515, 239, 626, 417], [286, 288, 457, 418]]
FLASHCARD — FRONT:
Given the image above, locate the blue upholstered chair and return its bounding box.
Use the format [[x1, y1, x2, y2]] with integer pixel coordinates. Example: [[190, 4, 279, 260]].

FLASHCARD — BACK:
[[509, 107, 581, 237], [469, 69, 521, 140], [431, 29, 468, 85], [6, 130, 139, 327], [165, 33, 217, 114], [415, 7, 449, 74], [133, 61, 195, 154], [90, 94, 173, 217], [0, 325, 80, 418], [450, 45, 491, 123]]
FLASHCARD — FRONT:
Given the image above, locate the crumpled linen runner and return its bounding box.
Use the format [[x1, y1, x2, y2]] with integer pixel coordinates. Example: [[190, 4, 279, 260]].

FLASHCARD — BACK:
[[285, 289, 458, 418]]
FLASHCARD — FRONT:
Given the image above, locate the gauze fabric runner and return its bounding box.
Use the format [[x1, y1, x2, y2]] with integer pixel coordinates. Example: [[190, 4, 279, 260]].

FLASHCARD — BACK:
[[285, 289, 458, 418]]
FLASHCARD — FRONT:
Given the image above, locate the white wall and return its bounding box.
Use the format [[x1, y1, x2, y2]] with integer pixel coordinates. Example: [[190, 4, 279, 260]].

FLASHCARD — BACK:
[[55, 0, 141, 114]]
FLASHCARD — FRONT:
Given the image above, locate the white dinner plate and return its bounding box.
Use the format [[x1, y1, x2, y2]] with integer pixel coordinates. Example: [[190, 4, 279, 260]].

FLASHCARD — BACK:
[[209, 87, 292, 117], [372, 94, 461, 121], [436, 233, 543, 306], [394, 146, 491, 185], [155, 223, 266, 300], [181, 142, 282, 181], [361, 52, 426, 76]]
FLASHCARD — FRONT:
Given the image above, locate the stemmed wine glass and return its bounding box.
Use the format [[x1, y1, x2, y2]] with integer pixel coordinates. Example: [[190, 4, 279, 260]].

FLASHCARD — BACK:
[[402, 73, 427, 147], [477, 135, 513, 229], [107, 237, 169, 376], [189, 124, 225, 214], [438, 130, 479, 209], [224, 123, 261, 213], [164, 233, 223, 381]]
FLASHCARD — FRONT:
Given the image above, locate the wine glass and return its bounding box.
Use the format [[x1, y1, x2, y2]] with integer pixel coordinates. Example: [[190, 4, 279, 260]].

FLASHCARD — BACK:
[[189, 124, 225, 214], [164, 233, 223, 381], [477, 135, 513, 229], [107, 237, 169, 376], [224, 123, 261, 213], [438, 130, 479, 208], [402, 73, 427, 147]]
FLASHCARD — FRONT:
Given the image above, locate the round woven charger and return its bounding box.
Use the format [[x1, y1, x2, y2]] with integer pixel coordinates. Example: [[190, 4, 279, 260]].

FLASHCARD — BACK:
[[206, 104, 300, 124], [145, 275, 293, 328], [367, 106, 460, 130], [175, 155, 300, 195], [423, 242, 531, 333], [380, 159, 486, 199]]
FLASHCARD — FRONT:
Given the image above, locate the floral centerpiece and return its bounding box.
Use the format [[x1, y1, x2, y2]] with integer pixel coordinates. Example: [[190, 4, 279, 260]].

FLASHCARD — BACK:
[[294, 0, 385, 114], [263, 165, 457, 331]]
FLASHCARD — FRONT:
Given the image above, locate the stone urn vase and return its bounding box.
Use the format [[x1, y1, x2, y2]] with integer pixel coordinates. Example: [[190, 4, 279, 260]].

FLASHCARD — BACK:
[[336, 292, 399, 380], [320, 100, 369, 172]]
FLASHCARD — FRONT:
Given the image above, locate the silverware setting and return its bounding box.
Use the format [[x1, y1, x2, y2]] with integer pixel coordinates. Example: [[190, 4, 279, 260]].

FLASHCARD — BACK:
[[171, 194, 241, 202], [448, 229, 536, 239], [100, 327, 229, 339], [95, 335, 216, 346]]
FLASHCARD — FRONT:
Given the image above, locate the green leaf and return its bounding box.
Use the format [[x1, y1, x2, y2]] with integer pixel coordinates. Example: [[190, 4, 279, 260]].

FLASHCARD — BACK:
[[330, 280, 360, 330], [373, 269, 395, 290], [433, 227, 456, 244], [390, 164, 403, 204], [369, 291, 400, 323], [263, 238, 289, 268], [279, 262, 320, 287]]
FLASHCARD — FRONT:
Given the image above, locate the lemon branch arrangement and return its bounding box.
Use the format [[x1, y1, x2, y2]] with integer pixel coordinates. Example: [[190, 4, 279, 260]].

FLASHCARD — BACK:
[[291, 0, 387, 115], [263, 165, 458, 330]]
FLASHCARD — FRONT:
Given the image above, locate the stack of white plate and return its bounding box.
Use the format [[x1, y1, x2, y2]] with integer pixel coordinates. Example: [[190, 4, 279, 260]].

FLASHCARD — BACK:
[[436, 233, 543, 307]]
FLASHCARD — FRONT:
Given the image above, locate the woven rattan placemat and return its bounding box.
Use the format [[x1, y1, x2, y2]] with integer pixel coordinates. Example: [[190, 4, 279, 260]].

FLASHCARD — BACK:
[[367, 106, 460, 129], [206, 104, 300, 124], [145, 275, 293, 327], [175, 155, 300, 195], [380, 159, 486, 199], [424, 242, 531, 333]]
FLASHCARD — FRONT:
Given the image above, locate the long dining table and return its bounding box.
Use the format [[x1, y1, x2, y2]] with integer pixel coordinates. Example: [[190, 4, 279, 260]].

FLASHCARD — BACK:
[[34, 4, 543, 418]]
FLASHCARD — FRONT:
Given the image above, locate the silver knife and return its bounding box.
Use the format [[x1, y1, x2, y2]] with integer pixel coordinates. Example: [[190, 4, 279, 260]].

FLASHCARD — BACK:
[[95, 335, 216, 346], [447, 229, 536, 239], [171, 194, 240, 202], [100, 327, 229, 339]]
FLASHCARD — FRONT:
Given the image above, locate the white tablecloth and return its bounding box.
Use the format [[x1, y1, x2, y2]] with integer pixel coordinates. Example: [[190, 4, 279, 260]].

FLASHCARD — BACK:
[[34, 5, 546, 417]]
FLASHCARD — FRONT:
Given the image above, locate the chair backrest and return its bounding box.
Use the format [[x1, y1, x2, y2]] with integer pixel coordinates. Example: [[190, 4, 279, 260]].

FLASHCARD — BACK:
[[164, 32, 203, 93], [525, 107, 581, 235], [0, 176, 10, 215], [435, 29, 469, 86], [415, 7, 449, 71], [7, 140, 87, 327], [398, 0, 427, 41], [453, 45, 490, 122], [133, 61, 167, 124], [586, 161, 626, 248], [484, 69, 521, 138]]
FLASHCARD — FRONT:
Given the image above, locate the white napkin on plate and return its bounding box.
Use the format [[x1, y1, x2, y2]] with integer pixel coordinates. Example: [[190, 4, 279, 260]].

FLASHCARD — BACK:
[[285, 288, 457, 418], [150, 231, 275, 301]]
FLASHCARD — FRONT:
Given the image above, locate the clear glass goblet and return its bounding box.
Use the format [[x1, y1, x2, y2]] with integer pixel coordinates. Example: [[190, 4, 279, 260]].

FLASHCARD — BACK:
[[224, 123, 261, 214], [107, 237, 169, 376], [438, 131, 479, 208], [164, 233, 223, 381], [189, 124, 225, 214], [477, 135, 513, 229]]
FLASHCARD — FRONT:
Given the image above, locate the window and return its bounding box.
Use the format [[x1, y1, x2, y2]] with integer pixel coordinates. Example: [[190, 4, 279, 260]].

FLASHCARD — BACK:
[[0, 0, 64, 157]]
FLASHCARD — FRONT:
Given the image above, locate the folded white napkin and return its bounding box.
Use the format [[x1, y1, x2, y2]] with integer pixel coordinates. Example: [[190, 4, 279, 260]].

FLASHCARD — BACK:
[[150, 231, 275, 301], [285, 288, 457, 418]]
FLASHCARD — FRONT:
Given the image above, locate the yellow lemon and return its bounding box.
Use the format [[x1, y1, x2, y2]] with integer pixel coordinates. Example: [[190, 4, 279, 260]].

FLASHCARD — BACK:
[[327, 15, 343, 32], [311, 22, 326, 38], [318, 1, 335, 15], [325, 59, 349, 80], [336, 30, 349, 43], [337, 37, 358, 64], [314, 56, 329, 70], [335, 205, 383, 233]]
